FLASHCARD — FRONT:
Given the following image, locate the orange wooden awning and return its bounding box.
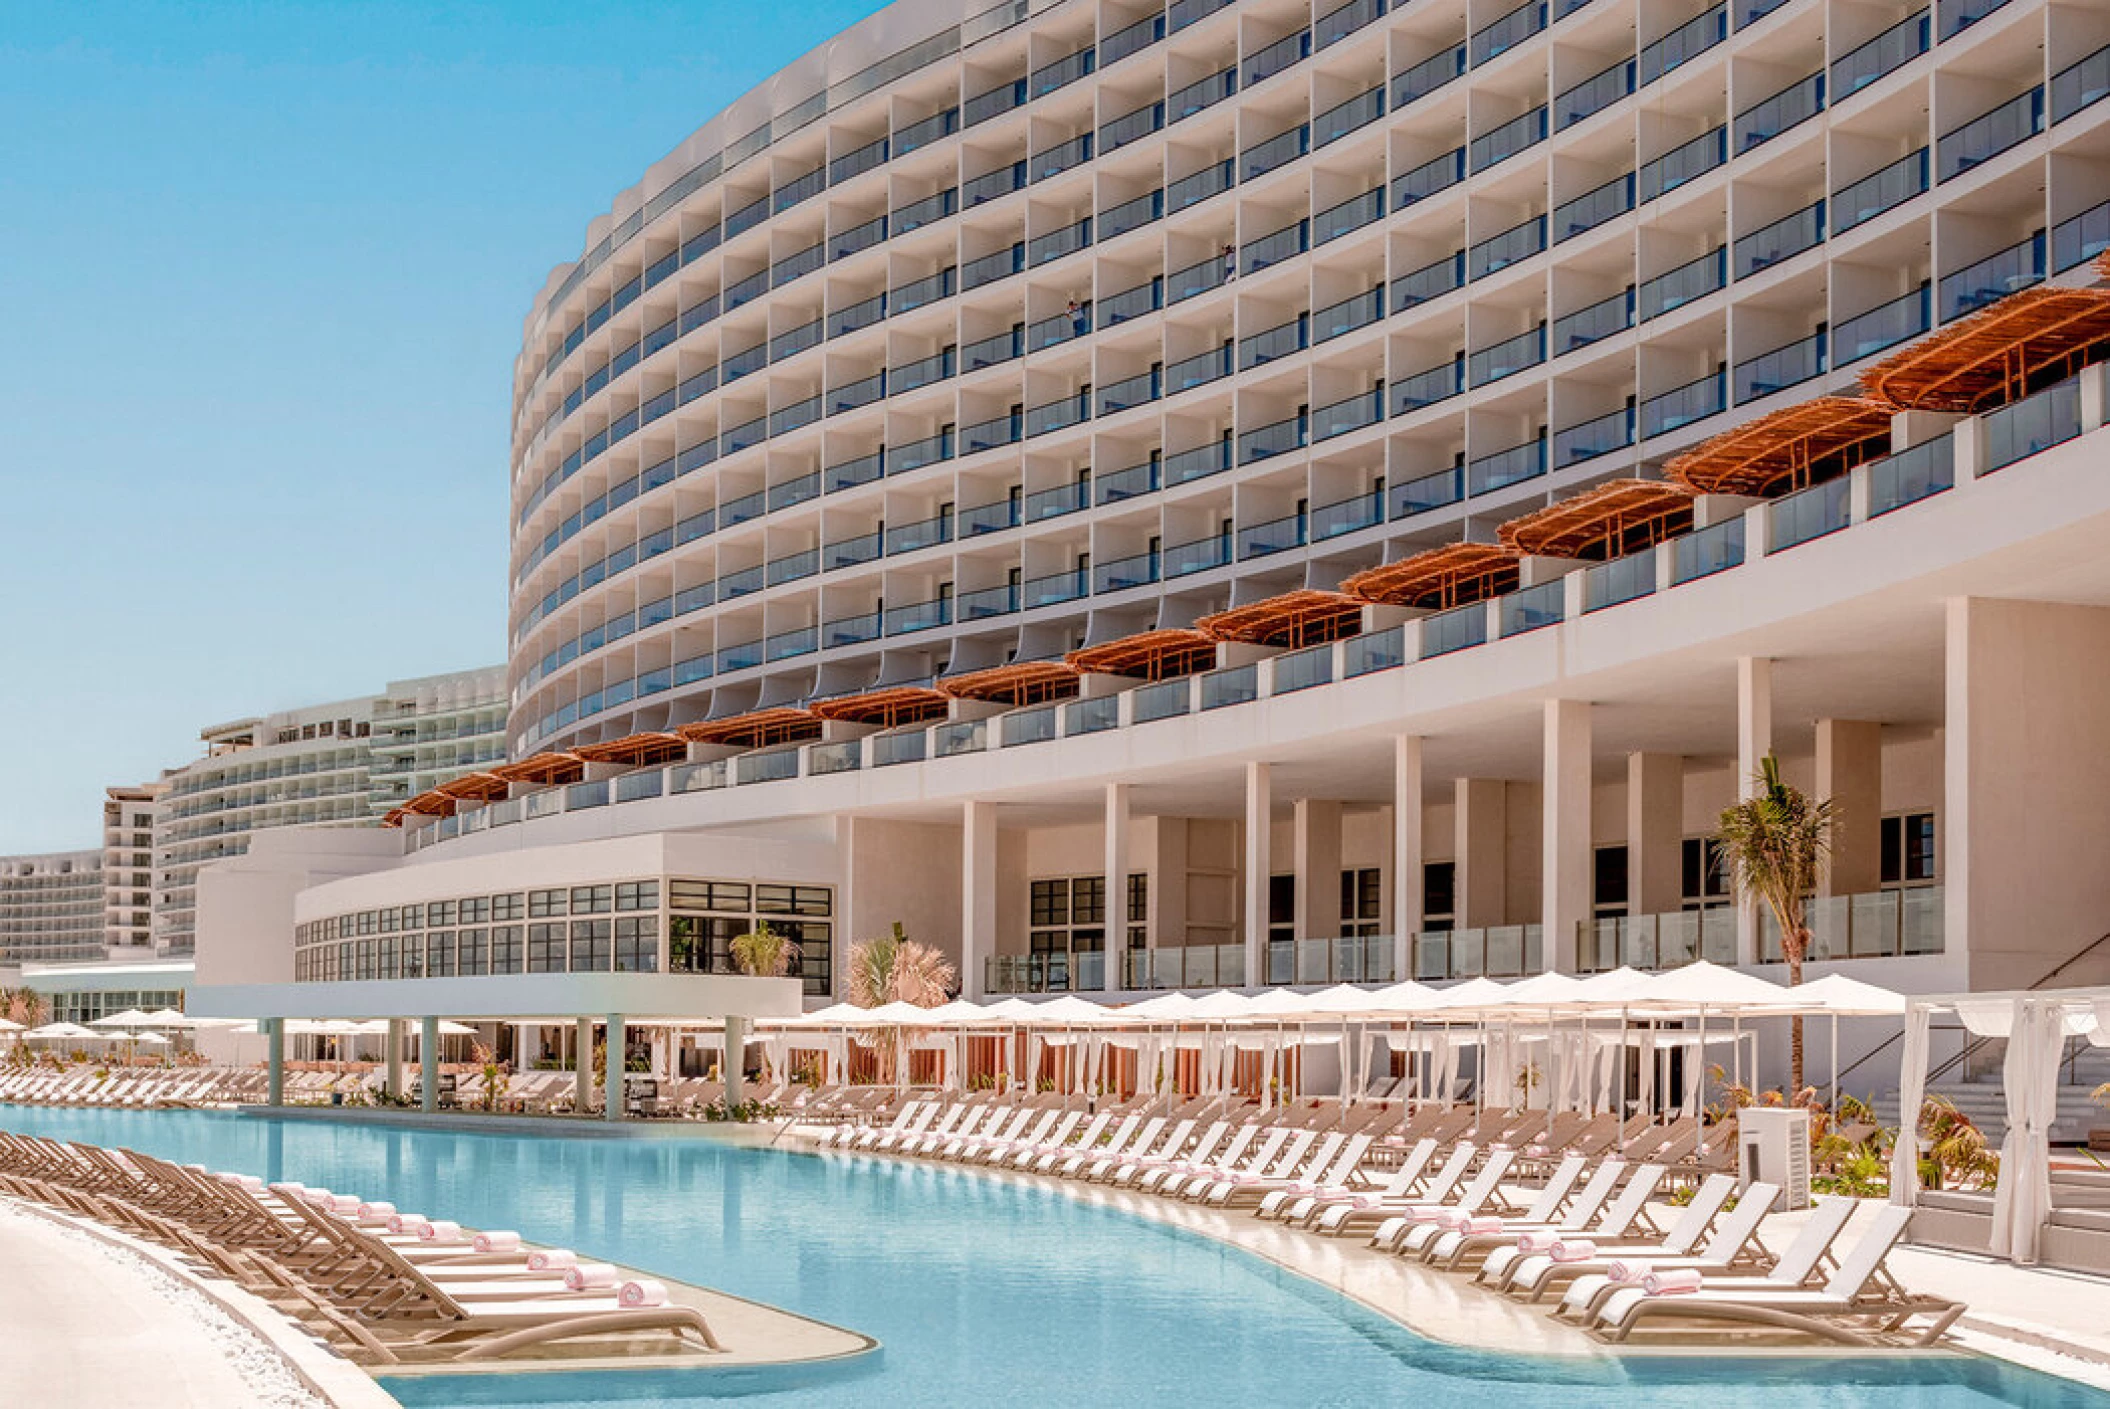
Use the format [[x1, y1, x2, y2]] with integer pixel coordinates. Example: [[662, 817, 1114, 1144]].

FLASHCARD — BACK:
[[487, 753, 587, 787], [1498, 480, 1697, 559], [1066, 629, 1219, 681], [1342, 543, 1521, 610], [571, 732, 690, 768], [1666, 396, 1894, 497], [383, 791, 456, 827], [811, 685, 952, 727], [434, 771, 512, 803], [1858, 283, 2110, 413], [1196, 590, 1365, 648], [678, 708, 822, 749], [938, 661, 1080, 705]]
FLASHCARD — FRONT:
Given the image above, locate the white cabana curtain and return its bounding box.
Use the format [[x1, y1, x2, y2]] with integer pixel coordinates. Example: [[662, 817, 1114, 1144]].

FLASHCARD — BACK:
[[1992, 999, 2056, 1263], [1889, 1003, 1931, 1206]]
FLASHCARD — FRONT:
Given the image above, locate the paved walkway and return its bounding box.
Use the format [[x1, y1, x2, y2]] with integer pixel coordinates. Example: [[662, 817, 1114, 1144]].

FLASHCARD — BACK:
[[0, 1201, 333, 1408]]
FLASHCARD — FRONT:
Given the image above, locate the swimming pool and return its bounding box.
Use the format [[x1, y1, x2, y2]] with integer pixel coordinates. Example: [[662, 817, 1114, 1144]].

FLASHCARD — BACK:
[[1, 1106, 2102, 1408]]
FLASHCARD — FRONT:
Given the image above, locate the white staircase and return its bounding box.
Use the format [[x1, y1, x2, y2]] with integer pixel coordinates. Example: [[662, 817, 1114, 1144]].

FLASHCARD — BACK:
[[1880, 1043, 2110, 1144]]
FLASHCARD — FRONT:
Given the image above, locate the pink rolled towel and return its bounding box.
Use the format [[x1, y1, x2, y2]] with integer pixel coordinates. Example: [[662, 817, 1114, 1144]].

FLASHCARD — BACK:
[[268, 1182, 306, 1197], [419, 1220, 463, 1243], [357, 1201, 396, 1220], [1644, 1268, 1704, 1296], [1461, 1215, 1505, 1235], [563, 1262, 619, 1292], [329, 1195, 362, 1215], [1516, 1231, 1559, 1254], [472, 1230, 522, 1254], [1548, 1239, 1596, 1263], [1605, 1261, 1645, 1285], [238, 1175, 265, 1191], [388, 1214, 429, 1235], [299, 1189, 334, 1207], [618, 1280, 668, 1308], [527, 1248, 577, 1272]]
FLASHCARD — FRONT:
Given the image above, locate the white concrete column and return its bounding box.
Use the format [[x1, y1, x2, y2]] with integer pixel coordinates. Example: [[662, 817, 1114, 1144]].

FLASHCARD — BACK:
[[574, 1017, 593, 1111], [1541, 699, 1593, 974], [1104, 783, 1130, 988], [1816, 719, 1883, 896], [1292, 798, 1343, 943], [724, 1015, 747, 1106], [1454, 778, 1507, 929], [1391, 736, 1425, 982], [962, 800, 998, 999], [420, 1014, 440, 1113], [1243, 761, 1272, 986], [265, 1019, 284, 1107], [384, 1019, 404, 1100], [1736, 656, 1773, 965], [1627, 753, 1685, 919], [603, 1014, 624, 1121]]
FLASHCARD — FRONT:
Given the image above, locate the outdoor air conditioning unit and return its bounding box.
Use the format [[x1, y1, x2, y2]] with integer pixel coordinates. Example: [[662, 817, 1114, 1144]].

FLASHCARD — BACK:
[[1738, 1106, 1812, 1211]]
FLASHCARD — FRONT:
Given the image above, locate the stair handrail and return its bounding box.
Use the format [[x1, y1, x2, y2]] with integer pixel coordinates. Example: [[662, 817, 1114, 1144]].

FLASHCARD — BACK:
[[1833, 925, 2110, 1096]]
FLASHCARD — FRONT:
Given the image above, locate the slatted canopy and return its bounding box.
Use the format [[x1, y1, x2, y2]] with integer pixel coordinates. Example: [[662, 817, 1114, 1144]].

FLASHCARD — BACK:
[[677, 708, 822, 748], [937, 660, 1080, 705], [487, 753, 587, 787], [434, 771, 512, 803], [1066, 629, 1219, 681], [1497, 479, 1697, 559], [1342, 543, 1521, 610], [1196, 590, 1364, 648], [811, 685, 952, 727], [383, 790, 456, 828], [1858, 281, 2110, 413], [1666, 396, 1894, 497], [571, 732, 690, 768]]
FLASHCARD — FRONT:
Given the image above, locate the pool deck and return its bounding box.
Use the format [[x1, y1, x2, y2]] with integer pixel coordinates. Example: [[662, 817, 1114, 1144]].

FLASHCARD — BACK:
[[794, 1133, 2110, 1393]]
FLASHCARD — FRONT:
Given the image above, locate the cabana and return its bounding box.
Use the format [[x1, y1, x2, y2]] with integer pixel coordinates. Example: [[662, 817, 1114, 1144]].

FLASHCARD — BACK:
[[1892, 986, 2110, 1269]]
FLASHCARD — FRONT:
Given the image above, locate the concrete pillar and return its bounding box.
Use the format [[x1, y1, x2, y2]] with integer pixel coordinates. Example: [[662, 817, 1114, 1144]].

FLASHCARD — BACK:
[[420, 1014, 440, 1113], [724, 1015, 747, 1106], [962, 800, 998, 999], [1947, 598, 2110, 990], [1243, 762, 1272, 986], [1391, 736, 1425, 982], [575, 1016, 593, 1112], [1454, 779, 1508, 928], [1292, 798, 1343, 942], [1627, 753, 1685, 918], [603, 1014, 624, 1122], [1736, 657, 1773, 966], [1815, 719, 1883, 897], [1541, 700, 1593, 973], [265, 1019, 284, 1107], [384, 1019, 404, 1100], [1105, 783, 1130, 987]]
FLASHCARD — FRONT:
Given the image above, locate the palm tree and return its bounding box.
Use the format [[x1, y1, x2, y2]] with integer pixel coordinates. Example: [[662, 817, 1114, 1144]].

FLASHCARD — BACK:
[[846, 923, 958, 1083], [1, 988, 48, 1031], [729, 921, 799, 977], [1715, 753, 1837, 1094]]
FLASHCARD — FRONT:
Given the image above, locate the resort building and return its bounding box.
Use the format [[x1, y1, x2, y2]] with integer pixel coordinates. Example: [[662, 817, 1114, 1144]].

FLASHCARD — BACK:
[[102, 784, 161, 956], [191, 0, 2110, 1095], [154, 669, 505, 954], [0, 851, 108, 967]]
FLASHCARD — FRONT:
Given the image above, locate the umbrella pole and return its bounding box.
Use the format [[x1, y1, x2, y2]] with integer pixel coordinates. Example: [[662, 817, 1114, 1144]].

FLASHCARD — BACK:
[[1830, 1013, 1839, 1117]]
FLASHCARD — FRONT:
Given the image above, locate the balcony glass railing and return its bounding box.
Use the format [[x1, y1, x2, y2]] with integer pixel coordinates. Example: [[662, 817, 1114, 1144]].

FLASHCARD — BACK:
[[1238, 510, 1308, 559], [1833, 148, 1928, 235], [1024, 392, 1090, 438], [1242, 218, 1310, 273], [1468, 433, 1546, 494], [1163, 532, 1233, 577], [1391, 355, 1464, 415], [1125, 944, 1245, 991], [1670, 514, 1744, 583], [1938, 0, 2007, 39], [1551, 405, 1635, 465], [1021, 568, 1089, 608], [1869, 434, 1955, 516], [1316, 86, 1385, 147], [1554, 173, 1634, 241], [1244, 27, 1312, 85], [933, 720, 987, 758], [1100, 100, 1165, 153], [1240, 314, 1309, 369], [1638, 247, 1726, 320], [1313, 387, 1385, 441], [1391, 148, 1466, 208], [1770, 475, 1850, 551], [1412, 924, 1542, 981], [871, 730, 927, 768], [823, 609, 882, 647], [1097, 458, 1161, 504], [1100, 276, 1164, 326], [1316, 188, 1386, 244], [1315, 287, 1384, 343], [1345, 625, 1406, 676], [2054, 200, 2110, 275], [1557, 58, 1635, 129], [1982, 377, 2082, 474], [1199, 664, 1260, 710], [1834, 284, 1930, 365], [1025, 479, 1091, 521], [1317, 0, 1385, 48], [1585, 552, 1656, 611], [1499, 579, 1565, 637], [1938, 231, 2044, 322], [1832, 9, 1928, 98], [1167, 345, 1232, 394], [1393, 45, 1467, 107], [1002, 706, 1059, 747], [1094, 549, 1160, 593], [1469, 215, 1546, 278], [1132, 678, 1193, 723], [1638, 126, 1726, 200], [1580, 909, 1736, 972], [2051, 42, 2110, 124], [1391, 251, 1465, 309], [1237, 412, 1309, 464], [1467, 324, 1546, 385], [1640, 370, 1726, 438], [1097, 367, 1162, 416], [1735, 328, 1826, 404], [1937, 87, 2043, 182], [1167, 251, 1230, 303], [1029, 215, 1093, 265], [1164, 438, 1233, 485], [956, 583, 1018, 621], [1553, 288, 1634, 353], [1169, 67, 1238, 121], [1472, 0, 1546, 63], [809, 740, 862, 775], [1311, 488, 1383, 540], [1639, 4, 1725, 85], [1100, 189, 1164, 241], [891, 187, 957, 233], [961, 242, 1026, 290], [1421, 603, 1489, 659], [1735, 72, 1823, 152], [1759, 886, 1944, 961], [1390, 464, 1465, 517], [1067, 695, 1121, 735], [1468, 106, 1547, 172], [1241, 124, 1311, 180]]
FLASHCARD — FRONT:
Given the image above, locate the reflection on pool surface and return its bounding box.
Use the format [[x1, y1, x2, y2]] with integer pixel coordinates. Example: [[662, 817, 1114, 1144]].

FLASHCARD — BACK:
[[1, 1106, 2104, 1409]]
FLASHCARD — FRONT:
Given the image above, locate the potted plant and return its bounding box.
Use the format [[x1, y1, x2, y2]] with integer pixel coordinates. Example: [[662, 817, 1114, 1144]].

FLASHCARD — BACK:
[[730, 920, 800, 977]]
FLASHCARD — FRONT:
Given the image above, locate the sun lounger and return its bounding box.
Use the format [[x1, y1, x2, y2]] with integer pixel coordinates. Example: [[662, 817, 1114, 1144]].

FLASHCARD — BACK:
[[1384, 1147, 1521, 1256], [1430, 1157, 1625, 1270], [1560, 1188, 1847, 1325], [1475, 1164, 1667, 1287], [1415, 1153, 1590, 1265], [1500, 1172, 1735, 1300], [1199, 1130, 1339, 1208]]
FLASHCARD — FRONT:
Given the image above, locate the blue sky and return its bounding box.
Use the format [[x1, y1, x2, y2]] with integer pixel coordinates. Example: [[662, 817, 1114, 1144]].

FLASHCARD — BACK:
[[0, 0, 883, 851]]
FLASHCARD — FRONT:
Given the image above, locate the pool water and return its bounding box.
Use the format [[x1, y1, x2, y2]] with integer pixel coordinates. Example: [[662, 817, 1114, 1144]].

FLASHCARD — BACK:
[[1, 1106, 2104, 1409]]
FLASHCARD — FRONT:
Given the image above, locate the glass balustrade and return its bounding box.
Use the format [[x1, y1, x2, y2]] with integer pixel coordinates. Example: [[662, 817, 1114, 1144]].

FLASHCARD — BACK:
[[1236, 412, 1308, 464], [1199, 664, 1260, 709], [1100, 190, 1163, 241], [1638, 247, 1726, 320], [1029, 216, 1093, 265], [1315, 188, 1385, 244], [1318, 0, 1386, 48], [1163, 532, 1232, 577], [1241, 124, 1311, 180], [1391, 463, 1464, 518], [1096, 459, 1161, 503], [1671, 514, 1744, 582], [1097, 367, 1161, 416], [827, 448, 884, 492], [1166, 345, 1232, 393], [1639, 126, 1726, 200], [956, 583, 1019, 620], [1552, 288, 1634, 352], [1938, 232, 2044, 321], [1238, 510, 1307, 558], [1640, 370, 1726, 437], [871, 730, 928, 767], [1982, 377, 2081, 473], [1639, 4, 1725, 84], [1469, 106, 1548, 172], [1499, 579, 1565, 636], [1100, 277, 1164, 325], [1241, 218, 1310, 273], [1835, 284, 1929, 365], [2053, 200, 2110, 274], [1131, 678, 1193, 722], [1002, 706, 1059, 746], [1025, 479, 1090, 521], [1558, 58, 1634, 128], [962, 242, 1026, 289], [1094, 549, 1160, 593], [1938, 0, 2007, 38], [893, 348, 954, 394], [1769, 476, 1850, 550], [1390, 251, 1466, 309], [1554, 173, 1634, 241], [1468, 215, 1546, 278], [1100, 11, 1164, 63], [1468, 434, 1546, 493], [1472, 0, 1546, 64], [1468, 324, 1546, 386], [1832, 149, 1928, 234], [1100, 100, 1165, 153], [1066, 695, 1121, 735], [2052, 42, 2110, 123], [1938, 87, 2044, 182], [1021, 568, 1089, 607], [1735, 72, 1823, 152], [1393, 45, 1466, 107], [885, 512, 954, 555], [1312, 388, 1384, 441], [1243, 28, 1311, 85], [1167, 251, 1229, 303], [1164, 438, 1233, 484], [1316, 86, 1385, 147], [1315, 287, 1384, 343], [1585, 552, 1656, 611], [1832, 9, 1927, 97], [1168, 68, 1237, 122], [1735, 328, 1827, 403], [1552, 405, 1635, 465], [1868, 434, 1954, 516], [823, 609, 883, 647], [891, 187, 957, 233], [809, 740, 862, 775]]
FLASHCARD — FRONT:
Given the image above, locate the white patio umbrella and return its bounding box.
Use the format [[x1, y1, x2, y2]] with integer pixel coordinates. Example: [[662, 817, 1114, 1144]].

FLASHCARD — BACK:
[[0, 1016, 24, 1034], [91, 1009, 160, 1029], [139, 1008, 196, 1029], [28, 1022, 101, 1042], [1790, 973, 1906, 1112]]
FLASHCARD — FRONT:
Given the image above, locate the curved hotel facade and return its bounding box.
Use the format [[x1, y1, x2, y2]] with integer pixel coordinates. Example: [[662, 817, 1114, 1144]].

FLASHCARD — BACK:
[[194, 0, 2110, 1052]]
